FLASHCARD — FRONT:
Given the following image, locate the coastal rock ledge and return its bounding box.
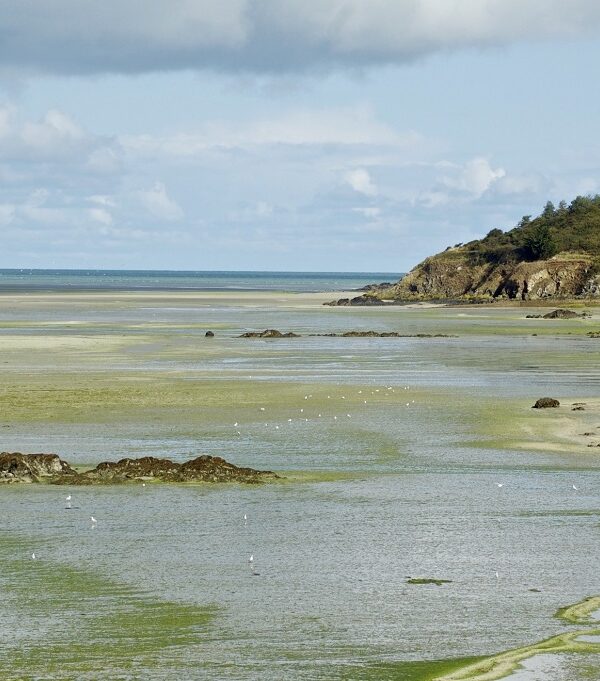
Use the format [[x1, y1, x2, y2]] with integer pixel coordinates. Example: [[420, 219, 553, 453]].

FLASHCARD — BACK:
[[0, 452, 279, 485]]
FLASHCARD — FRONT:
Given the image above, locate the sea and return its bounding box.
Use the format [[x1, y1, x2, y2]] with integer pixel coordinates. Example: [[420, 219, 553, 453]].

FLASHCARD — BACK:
[[0, 269, 400, 293]]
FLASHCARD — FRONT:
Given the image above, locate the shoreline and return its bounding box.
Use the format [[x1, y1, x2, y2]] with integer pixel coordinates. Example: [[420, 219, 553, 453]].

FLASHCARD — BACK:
[[435, 596, 600, 681]]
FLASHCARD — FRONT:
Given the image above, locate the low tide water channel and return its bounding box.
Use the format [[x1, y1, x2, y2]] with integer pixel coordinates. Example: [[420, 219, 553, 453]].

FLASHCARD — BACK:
[[0, 289, 599, 679]]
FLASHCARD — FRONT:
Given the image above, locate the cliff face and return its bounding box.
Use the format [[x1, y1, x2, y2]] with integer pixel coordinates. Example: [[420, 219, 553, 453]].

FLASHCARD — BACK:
[[375, 250, 600, 302]]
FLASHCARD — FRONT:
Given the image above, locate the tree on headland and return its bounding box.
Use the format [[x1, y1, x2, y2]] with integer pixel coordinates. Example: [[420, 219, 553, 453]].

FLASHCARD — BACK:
[[542, 201, 555, 218], [463, 194, 600, 266], [523, 223, 557, 260]]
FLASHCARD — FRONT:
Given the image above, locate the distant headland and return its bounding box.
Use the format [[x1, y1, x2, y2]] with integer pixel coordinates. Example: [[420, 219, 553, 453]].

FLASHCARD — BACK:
[[327, 195, 600, 305]]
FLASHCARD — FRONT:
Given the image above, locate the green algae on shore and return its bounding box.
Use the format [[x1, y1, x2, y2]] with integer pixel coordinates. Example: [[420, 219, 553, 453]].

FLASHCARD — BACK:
[[0, 533, 216, 679], [339, 658, 486, 680], [432, 595, 600, 681], [555, 595, 600, 624]]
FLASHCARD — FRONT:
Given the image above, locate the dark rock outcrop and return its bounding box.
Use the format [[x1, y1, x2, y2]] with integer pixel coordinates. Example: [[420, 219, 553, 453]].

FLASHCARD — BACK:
[[78, 455, 279, 484], [205, 330, 215, 337], [357, 282, 393, 292], [0, 452, 77, 483], [324, 294, 387, 306], [532, 398, 560, 409], [544, 309, 588, 319], [0, 452, 279, 485], [526, 309, 589, 319], [239, 329, 300, 338], [313, 331, 456, 338]]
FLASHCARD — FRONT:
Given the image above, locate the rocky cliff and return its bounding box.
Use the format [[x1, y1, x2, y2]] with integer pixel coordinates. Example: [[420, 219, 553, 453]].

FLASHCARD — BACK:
[[377, 250, 599, 302]]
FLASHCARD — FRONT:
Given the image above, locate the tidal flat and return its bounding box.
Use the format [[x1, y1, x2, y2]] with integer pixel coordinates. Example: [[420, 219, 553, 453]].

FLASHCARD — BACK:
[[1, 290, 600, 680]]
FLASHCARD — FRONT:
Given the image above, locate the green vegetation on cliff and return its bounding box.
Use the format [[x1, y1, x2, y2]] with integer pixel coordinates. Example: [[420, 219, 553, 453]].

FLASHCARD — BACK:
[[463, 195, 600, 268]]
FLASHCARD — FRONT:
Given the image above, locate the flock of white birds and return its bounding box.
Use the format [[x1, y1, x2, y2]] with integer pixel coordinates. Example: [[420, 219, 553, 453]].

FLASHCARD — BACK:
[[29, 384, 582, 566]]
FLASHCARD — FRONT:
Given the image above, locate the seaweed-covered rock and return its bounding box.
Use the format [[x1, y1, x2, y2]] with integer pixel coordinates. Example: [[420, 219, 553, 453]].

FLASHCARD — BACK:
[[542, 309, 586, 319], [239, 329, 300, 338], [527, 309, 589, 319], [0, 452, 76, 483], [78, 455, 279, 484], [357, 282, 393, 292], [0, 452, 279, 485], [313, 331, 456, 338], [324, 295, 386, 306], [532, 397, 560, 409]]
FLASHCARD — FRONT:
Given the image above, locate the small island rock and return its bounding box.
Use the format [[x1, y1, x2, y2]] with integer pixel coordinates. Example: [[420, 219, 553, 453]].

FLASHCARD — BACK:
[[532, 397, 560, 409]]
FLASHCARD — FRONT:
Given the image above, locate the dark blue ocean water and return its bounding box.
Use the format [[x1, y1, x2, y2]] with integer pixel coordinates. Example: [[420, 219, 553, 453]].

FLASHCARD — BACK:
[[0, 269, 399, 293]]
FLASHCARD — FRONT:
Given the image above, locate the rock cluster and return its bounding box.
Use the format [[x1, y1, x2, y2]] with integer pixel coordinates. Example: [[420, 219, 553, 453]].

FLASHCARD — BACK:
[[0, 452, 279, 485], [239, 330, 455, 338], [324, 295, 386, 306], [239, 329, 300, 338], [315, 331, 455, 338]]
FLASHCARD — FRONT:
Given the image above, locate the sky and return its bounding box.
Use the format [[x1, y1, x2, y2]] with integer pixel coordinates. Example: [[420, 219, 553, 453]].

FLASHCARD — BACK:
[[1, 1, 600, 272]]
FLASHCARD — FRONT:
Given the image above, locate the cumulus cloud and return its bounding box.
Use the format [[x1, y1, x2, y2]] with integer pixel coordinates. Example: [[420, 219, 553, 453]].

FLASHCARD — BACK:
[[88, 207, 113, 226], [0, 105, 118, 169], [1, 1, 600, 76], [345, 168, 378, 196], [443, 157, 505, 198], [137, 182, 184, 221]]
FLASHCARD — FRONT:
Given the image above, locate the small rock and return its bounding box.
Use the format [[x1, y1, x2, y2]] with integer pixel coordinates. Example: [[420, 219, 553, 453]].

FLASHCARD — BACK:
[[406, 577, 452, 586], [542, 309, 588, 319], [532, 397, 560, 409], [205, 330, 215, 337]]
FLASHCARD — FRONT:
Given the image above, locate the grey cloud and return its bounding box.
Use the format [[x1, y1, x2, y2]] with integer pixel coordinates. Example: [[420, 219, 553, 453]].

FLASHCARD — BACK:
[[1, 1, 600, 76]]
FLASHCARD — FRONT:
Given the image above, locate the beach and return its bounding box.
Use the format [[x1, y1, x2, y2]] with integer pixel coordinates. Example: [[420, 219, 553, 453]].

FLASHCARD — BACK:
[[1, 285, 599, 679]]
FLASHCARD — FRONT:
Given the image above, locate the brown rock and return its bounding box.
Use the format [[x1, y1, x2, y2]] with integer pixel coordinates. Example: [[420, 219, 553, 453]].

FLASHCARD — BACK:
[[239, 329, 300, 338], [0, 452, 77, 483], [0, 452, 279, 485], [82, 454, 279, 484], [532, 397, 560, 409], [542, 309, 584, 319]]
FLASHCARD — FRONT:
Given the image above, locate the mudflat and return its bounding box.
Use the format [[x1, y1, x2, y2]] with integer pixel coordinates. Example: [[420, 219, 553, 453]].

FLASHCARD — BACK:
[[1, 290, 599, 680]]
